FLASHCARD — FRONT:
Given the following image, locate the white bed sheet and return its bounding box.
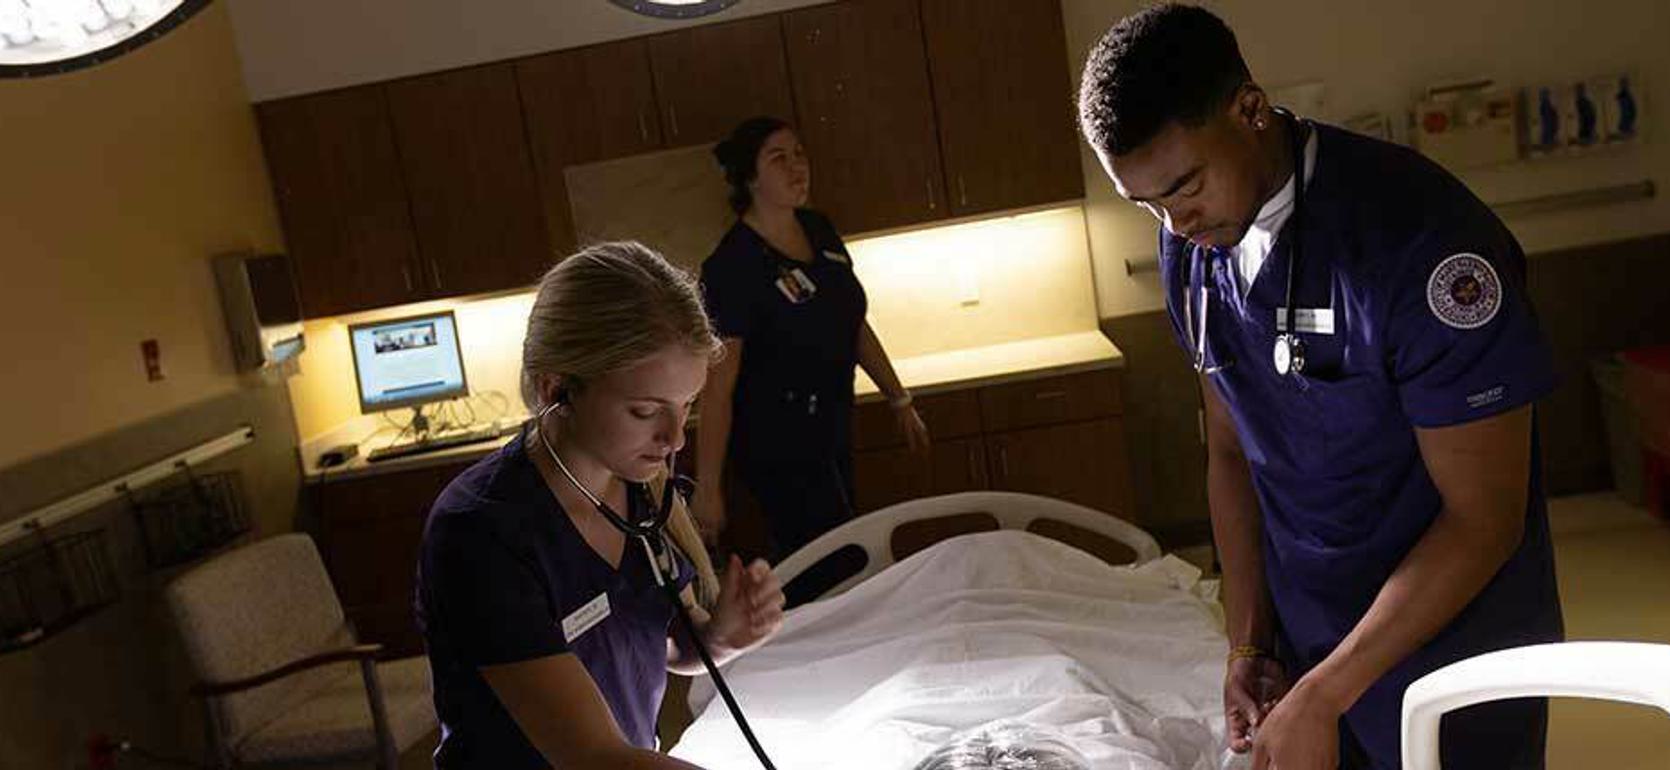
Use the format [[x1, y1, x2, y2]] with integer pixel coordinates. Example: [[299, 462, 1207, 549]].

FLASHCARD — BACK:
[[671, 531, 1235, 769]]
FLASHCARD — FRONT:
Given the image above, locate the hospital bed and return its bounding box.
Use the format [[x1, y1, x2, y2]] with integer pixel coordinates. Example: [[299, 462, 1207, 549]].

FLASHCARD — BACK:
[[668, 492, 1670, 769], [670, 491, 1234, 770]]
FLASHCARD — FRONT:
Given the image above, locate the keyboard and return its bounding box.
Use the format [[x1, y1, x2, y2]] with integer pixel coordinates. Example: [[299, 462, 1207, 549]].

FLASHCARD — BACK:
[[366, 425, 511, 463]]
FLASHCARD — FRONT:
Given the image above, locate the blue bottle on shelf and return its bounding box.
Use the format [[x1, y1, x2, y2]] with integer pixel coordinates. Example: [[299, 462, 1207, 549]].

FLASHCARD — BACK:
[[1536, 88, 1560, 150], [1615, 77, 1638, 139], [1574, 82, 1598, 146]]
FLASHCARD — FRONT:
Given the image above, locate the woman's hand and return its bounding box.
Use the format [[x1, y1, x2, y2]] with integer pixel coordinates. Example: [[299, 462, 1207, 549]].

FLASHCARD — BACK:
[[895, 403, 931, 453], [704, 555, 785, 653]]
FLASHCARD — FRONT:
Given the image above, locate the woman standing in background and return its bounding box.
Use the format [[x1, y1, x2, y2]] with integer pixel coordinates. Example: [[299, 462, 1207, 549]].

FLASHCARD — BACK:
[[694, 116, 929, 561]]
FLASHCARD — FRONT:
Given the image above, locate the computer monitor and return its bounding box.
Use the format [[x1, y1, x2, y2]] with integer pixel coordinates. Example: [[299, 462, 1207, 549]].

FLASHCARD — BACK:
[[348, 311, 469, 422]]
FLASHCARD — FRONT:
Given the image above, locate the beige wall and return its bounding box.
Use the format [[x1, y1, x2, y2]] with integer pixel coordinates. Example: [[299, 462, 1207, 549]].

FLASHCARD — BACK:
[[1065, 0, 1670, 318], [0, 3, 285, 469], [0, 384, 303, 769], [851, 206, 1100, 359]]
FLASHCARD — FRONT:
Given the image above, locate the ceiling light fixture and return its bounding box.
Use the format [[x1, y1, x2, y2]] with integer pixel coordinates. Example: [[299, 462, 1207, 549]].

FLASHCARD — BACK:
[[0, 0, 211, 78]]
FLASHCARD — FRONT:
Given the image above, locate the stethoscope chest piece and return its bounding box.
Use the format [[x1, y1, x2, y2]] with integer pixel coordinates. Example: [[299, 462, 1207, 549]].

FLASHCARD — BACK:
[[1274, 333, 1306, 377]]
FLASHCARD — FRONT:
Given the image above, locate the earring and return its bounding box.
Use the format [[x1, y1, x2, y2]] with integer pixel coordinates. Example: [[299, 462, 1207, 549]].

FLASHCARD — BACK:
[[1254, 117, 1268, 130]]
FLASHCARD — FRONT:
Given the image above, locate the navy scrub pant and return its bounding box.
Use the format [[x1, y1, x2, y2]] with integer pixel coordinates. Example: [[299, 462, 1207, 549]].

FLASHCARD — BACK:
[[738, 451, 856, 564], [1339, 695, 1547, 769]]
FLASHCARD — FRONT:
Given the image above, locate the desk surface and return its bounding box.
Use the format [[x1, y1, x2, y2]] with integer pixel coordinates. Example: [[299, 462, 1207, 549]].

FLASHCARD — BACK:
[[306, 331, 1124, 482]]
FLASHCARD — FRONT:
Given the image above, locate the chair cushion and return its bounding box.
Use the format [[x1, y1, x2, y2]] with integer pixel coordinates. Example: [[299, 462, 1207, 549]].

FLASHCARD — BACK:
[[166, 533, 353, 741], [237, 656, 435, 764]]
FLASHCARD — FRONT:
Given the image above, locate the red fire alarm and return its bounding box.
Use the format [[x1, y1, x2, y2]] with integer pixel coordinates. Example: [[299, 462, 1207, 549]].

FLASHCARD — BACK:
[[141, 339, 164, 382]]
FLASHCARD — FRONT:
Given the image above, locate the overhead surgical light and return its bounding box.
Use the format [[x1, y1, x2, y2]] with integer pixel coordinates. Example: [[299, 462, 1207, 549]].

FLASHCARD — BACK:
[[0, 0, 210, 78], [608, 0, 740, 20]]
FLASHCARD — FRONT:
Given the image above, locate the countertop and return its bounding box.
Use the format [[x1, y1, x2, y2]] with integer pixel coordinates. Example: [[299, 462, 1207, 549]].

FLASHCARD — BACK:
[[855, 330, 1123, 402], [305, 330, 1124, 483]]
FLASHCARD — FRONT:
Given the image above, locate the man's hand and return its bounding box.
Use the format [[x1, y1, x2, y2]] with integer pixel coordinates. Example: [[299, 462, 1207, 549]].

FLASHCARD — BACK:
[[1251, 677, 1345, 770], [1226, 655, 1290, 753]]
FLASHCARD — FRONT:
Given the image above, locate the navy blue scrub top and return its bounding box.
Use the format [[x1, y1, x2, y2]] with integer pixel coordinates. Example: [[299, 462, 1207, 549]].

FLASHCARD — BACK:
[[416, 429, 693, 769], [700, 208, 867, 464], [1160, 124, 1563, 740]]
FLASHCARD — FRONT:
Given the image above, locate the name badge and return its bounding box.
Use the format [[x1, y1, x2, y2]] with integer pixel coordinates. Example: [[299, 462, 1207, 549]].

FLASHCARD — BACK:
[[775, 266, 817, 304], [1275, 307, 1335, 335], [561, 592, 611, 644], [822, 249, 849, 265]]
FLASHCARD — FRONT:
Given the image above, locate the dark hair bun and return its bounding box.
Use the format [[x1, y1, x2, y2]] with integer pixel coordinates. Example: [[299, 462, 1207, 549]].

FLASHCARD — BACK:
[[714, 116, 792, 215]]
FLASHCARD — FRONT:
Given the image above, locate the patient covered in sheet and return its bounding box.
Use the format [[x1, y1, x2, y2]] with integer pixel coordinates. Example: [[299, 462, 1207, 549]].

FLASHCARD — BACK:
[[672, 532, 1229, 769], [913, 722, 1090, 770]]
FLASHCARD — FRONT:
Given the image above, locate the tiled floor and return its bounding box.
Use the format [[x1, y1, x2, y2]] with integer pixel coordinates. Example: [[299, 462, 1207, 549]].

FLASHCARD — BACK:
[[1544, 492, 1670, 769]]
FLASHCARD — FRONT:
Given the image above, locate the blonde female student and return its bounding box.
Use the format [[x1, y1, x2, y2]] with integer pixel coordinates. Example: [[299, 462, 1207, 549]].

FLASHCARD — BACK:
[[416, 242, 786, 769]]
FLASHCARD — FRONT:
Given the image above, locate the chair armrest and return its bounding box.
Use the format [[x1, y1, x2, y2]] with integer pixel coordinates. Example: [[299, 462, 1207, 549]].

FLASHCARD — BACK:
[[190, 643, 385, 697]]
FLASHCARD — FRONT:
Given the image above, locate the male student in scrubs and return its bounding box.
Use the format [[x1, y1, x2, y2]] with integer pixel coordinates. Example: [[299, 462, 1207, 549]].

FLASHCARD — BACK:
[[1078, 5, 1562, 769]]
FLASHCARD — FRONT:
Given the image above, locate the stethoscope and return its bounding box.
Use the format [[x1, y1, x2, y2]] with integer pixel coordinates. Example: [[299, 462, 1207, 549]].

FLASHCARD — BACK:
[[533, 401, 780, 770], [1185, 109, 1312, 379], [536, 401, 689, 588]]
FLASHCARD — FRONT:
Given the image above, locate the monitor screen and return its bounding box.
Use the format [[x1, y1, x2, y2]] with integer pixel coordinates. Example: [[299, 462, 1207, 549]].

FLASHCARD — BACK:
[[348, 311, 469, 413]]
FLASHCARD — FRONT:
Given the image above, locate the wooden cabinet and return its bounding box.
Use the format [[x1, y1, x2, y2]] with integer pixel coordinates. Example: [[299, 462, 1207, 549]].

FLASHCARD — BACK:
[[850, 368, 1132, 519], [852, 437, 988, 513], [255, 86, 424, 317], [851, 389, 983, 451], [648, 14, 796, 147], [977, 369, 1122, 433], [920, 0, 1084, 217], [386, 63, 552, 300], [517, 39, 665, 167], [317, 461, 473, 658], [987, 418, 1133, 518], [517, 38, 664, 254], [258, 2, 1090, 318], [783, 0, 946, 234], [979, 369, 1132, 517]]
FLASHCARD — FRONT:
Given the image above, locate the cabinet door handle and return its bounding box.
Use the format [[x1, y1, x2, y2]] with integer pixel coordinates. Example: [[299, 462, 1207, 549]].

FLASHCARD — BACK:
[[958, 175, 968, 207], [401, 264, 414, 293], [668, 104, 680, 139], [1032, 390, 1069, 401], [638, 109, 649, 143], [926, 177, 936, 211], [429, 259, 443, 290], [997, 444, 1009, 482], [968, 445, 980, 483]]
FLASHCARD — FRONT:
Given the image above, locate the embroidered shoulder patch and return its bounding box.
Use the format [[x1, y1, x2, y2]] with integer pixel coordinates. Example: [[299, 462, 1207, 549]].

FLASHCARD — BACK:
[[1426, 253, 1502, 330]]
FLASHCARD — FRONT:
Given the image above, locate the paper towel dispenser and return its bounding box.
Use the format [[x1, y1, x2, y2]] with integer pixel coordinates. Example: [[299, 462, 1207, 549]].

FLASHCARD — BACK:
[[214, 251, 305, 372]]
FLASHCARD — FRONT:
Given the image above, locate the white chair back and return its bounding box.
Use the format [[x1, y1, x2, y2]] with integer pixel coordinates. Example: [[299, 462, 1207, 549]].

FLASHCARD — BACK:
[[1401, 641, 1670, 769]]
